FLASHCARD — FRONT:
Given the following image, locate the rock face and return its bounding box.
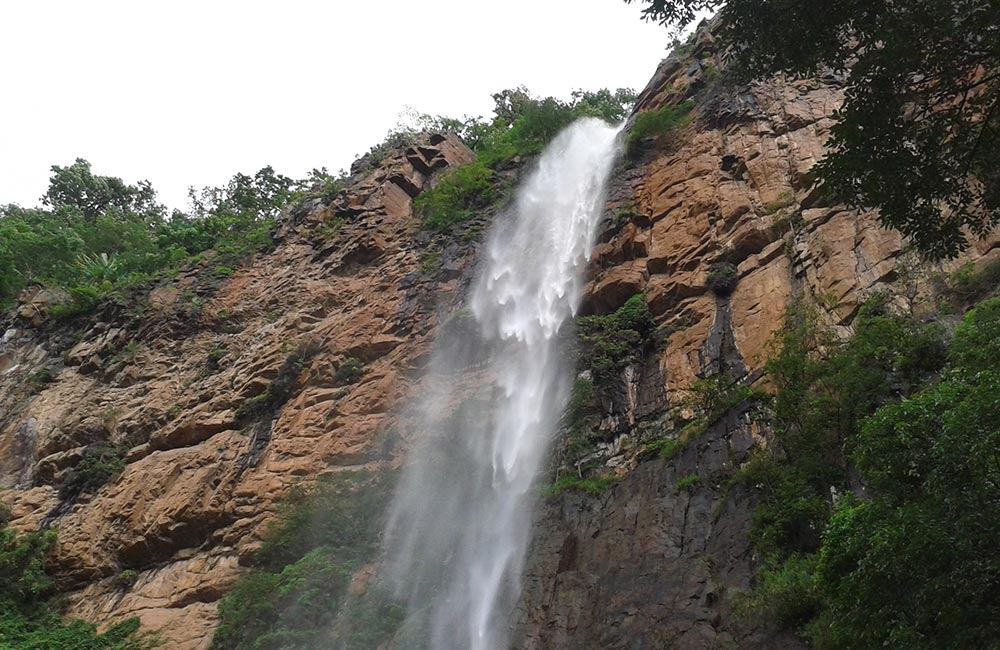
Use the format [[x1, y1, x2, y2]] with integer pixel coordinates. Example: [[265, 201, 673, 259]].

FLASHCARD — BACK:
[[512, 26, 999, 650], [2, 29, 999, 649], [0, 134, 478, 648]]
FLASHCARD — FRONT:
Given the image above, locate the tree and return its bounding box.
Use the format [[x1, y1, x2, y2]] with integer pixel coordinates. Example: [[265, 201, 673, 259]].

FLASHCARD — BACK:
[[624, 0, 1000, 258], [43, 158, 165, 223]]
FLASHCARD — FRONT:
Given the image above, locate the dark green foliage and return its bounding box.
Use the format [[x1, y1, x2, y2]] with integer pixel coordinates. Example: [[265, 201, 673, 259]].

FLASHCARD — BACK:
[[706, 263, 738, 296], [413, 87, 635, 230], [625, 0, 1000, 258], [1, 160, 318, 312], [577, 294, 655, 384], [204, 346, 229, 374], [212, 472, 397, 650], [112, 569, 139, 591], [236, 342, 319, 423], [949, 297, 1000, 374], [736, 299, 1000, 648], [546, 475, 619, 496], [674, 474, 702, 493], [27, 365, 57, 393], [0, 517, 150, 649], [213, 548, 351, 650], [0, 607, 152, 650], [59, 444, 128, 500], [0, 527, 55, 607], [734, 555, 821, 629], [333, 358, 364, 386], [639, 375, 764, 463], [333, 593, 407, 650], [560, 377, 602, 462], [640, 435, 691, 461], [625, 101, 693, 157], [414, 164, 500, 231], [253, 473, 391, 571], [942, 257, 1000, 307]]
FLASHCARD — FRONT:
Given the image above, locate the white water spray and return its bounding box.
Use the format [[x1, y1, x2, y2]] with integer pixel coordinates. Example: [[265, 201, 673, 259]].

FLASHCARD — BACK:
[[386, 118, 621, 650]]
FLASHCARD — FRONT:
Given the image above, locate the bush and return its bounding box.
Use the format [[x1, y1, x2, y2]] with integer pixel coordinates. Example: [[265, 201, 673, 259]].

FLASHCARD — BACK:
[[410, 87, 635, 231], [577, 294, 655, 384], [213, 548, 351, 650], [674, 474, 702, 493], [735, 555, 821, 629], [706, 263, 738, 296], [333, 358, 364, 386], [59, 443, 128, 500], [0, 517, 151, 649], [414, 164, 500, 231], [546, 475, 618, 496], [736, 297, 999, 648], [625, 101, 694, 157], [236, 342, 319, 423], [212, 472, 397, 650]]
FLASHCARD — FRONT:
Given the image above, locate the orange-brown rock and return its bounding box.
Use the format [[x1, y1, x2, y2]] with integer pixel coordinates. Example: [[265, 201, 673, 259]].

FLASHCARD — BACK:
[[0, 134, 476, 648]]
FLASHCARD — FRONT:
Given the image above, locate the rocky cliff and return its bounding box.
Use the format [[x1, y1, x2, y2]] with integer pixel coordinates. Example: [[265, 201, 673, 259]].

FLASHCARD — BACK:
[[2, 24, 998, 650], [512, 25, 1000, 650], [0, 134, 483, 648]]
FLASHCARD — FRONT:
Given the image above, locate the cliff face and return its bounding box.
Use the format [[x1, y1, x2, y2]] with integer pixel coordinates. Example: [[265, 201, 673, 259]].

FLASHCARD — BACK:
[[512, 27, 1000, 650], [0, 135, 480, 648], [2, 28, 999, 649]]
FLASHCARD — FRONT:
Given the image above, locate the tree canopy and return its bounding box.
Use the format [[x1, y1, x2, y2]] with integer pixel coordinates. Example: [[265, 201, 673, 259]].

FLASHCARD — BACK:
[[626, 0, 1000, 258]]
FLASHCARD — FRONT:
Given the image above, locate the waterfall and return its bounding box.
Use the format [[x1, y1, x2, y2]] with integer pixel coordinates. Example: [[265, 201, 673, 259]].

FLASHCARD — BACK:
[[386, 118, 621, 650]]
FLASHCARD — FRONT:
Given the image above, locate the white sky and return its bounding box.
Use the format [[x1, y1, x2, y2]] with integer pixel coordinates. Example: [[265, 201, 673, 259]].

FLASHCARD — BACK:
[[0, 0, 675, 212]]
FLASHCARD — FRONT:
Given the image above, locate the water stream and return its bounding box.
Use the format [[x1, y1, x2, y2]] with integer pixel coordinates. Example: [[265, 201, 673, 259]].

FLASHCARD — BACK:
[[386, 118, 621, 650]]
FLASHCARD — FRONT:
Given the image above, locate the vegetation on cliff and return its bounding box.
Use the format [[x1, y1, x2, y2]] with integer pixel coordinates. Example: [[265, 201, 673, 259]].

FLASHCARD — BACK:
[[627, 0, 1000, 259], [0, 159, 340, 313], [0, 511, 151, 648], [414, 87, 636, 230], [211, 472, 402, 650], [734, 295, 1000, 648]]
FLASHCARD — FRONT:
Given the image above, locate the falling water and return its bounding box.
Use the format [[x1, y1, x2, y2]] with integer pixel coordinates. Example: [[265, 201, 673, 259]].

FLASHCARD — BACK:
[[386, 118, 621, 650]]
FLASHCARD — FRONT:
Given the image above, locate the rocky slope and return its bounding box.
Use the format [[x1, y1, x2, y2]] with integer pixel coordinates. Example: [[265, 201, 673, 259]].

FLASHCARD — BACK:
[[2, 24, 999, 649]]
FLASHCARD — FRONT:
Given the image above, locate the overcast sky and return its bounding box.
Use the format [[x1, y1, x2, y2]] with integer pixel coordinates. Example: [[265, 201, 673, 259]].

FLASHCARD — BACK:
[[0, 0, 677, 212]]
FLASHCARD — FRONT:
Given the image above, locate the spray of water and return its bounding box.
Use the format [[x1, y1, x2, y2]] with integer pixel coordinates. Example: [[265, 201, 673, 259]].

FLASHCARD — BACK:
[[386, 118, 621, 650]]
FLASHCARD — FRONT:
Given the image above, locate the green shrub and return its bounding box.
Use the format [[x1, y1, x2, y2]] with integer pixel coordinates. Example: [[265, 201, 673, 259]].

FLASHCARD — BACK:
[[236, 342, 319, 422], [577, 294, 655, 384], [418, 251, 442, 275], [27, 366, 57, 393], [407, 87, 635, 232], [763, 191, 796, 214], [735, 298, 998, 648], [213, 472, 397, 650], [0, 517, 151, 649], [674, 474, 702, 493], [735, 555, 821, 629], [113, 569, 139, 591], [414, 163, 500, 230], [706, 263, 738, 296], [546, 475, 618, 496], [213, 548, 351, 650], [625, 101, 694, 157], [334, 358, 364, 386], [335, 593, 407, 650], [640, 435, 691, 461], [59, 443, 128, 500], [943, 257, 1000, 304]]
